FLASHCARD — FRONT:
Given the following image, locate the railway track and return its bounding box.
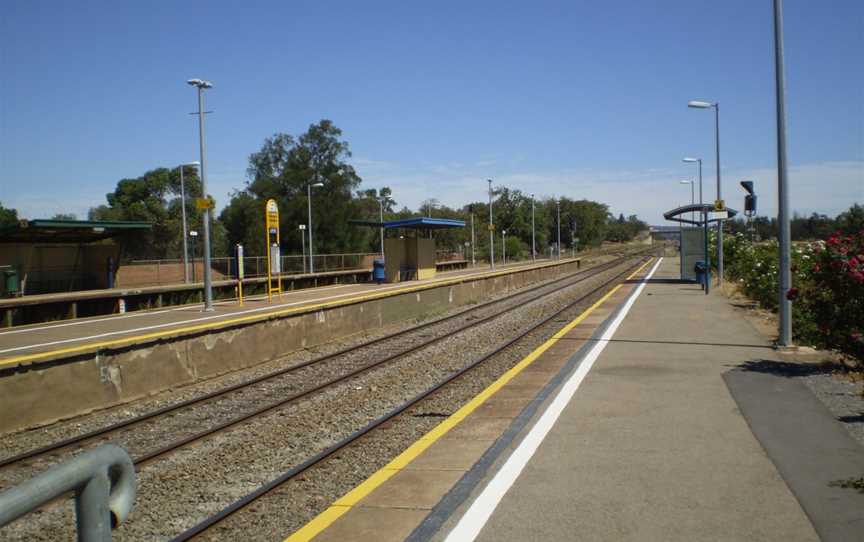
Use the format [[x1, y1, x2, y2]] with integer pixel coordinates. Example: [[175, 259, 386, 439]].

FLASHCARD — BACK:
[[0, 248, 650, 474], [168, 253, 655, 541]]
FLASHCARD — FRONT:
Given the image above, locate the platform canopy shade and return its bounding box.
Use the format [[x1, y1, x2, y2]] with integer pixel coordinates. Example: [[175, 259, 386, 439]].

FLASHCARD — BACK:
[[0, 219, 153, 243], [348, 217, 466, 230], [663, 204, 737, 226]]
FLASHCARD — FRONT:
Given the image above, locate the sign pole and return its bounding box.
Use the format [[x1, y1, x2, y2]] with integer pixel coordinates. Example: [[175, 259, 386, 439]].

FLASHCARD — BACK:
[[265, 199, 281, 302], [236, 243, 244, 306]]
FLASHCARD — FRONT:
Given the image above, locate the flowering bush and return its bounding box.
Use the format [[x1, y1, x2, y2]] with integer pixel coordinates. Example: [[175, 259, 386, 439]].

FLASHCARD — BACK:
[[720, 230, 864, 363], [799, 231, 864, 361]]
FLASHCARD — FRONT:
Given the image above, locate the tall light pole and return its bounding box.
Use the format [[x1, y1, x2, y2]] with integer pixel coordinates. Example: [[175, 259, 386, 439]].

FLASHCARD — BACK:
[[307, 179, 324, 273], [178, 161, 199, 283], [556, 199, 561, 260], [502, 229, 507, 265], [774, 0, 792, 346], [530, 194, 536, 261], [680, 180, 695, 221], [487, 179, 495, 270], [688, 99, 723, 285], [682, 157, 703, 208], [187, 78, 214, 311], [470, 209, 476, 266]]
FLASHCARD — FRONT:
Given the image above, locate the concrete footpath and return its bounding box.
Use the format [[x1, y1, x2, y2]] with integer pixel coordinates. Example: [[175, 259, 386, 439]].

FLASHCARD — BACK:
[[439, 257, 826, 541]]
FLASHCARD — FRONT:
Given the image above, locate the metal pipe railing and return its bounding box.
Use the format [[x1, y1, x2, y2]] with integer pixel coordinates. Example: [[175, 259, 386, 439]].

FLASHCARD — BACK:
[[0, 444, 136, 542]]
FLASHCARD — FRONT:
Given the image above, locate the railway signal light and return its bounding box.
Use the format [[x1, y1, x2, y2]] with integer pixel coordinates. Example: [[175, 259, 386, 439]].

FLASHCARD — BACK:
[[740, 180, 757, 214]]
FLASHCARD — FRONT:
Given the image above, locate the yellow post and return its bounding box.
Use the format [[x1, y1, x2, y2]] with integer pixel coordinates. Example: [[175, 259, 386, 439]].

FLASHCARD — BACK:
[[265, 199, 281, 302]]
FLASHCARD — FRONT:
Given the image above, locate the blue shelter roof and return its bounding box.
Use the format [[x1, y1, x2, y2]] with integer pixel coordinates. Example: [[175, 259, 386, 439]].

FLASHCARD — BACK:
[[383, 217, 465, 230]]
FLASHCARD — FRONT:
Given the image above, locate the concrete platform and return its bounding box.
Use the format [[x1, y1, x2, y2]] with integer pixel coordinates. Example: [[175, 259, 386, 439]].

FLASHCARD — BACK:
[[294, 257, 861, 542], [0, 259, 558, 367], [0, 257, 586, 433]]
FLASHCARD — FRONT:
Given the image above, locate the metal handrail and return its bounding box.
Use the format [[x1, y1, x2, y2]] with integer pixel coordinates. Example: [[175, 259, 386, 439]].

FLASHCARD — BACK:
[[0, 444, 136, 541]]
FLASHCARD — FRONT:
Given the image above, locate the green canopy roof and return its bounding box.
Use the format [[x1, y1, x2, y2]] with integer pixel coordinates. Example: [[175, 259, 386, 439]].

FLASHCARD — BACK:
[[0, 219, 152, 243]]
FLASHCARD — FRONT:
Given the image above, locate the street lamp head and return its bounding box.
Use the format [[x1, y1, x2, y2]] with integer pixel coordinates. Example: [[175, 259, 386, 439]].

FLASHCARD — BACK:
[[688, 100, 715, 109], [184, 161, 200, 167], [682, 157, 700, 163], [310, 182, 324, 188], [679, 180, 693, 185], [187, 78, 213, 89]]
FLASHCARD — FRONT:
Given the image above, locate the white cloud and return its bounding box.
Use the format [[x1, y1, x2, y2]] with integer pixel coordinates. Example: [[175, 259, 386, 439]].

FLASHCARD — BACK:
[[352, 158, 863, 225]]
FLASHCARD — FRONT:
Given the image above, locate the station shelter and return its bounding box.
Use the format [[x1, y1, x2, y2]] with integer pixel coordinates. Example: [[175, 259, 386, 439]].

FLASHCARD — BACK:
[[350, 217, 465, 283], [663, 204, 737, 283], [0, 219, 152, 296]]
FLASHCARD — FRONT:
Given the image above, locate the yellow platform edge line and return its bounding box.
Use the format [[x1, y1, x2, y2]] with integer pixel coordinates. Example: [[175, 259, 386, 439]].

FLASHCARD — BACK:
[[284, 258, 653, 542], [0, 259, 576, 369]]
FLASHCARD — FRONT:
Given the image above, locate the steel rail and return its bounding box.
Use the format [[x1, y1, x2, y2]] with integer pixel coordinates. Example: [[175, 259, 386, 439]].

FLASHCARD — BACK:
[[169, 253, 654, 541], [132, 253, 642, 466], [0, 249, 647, 470]]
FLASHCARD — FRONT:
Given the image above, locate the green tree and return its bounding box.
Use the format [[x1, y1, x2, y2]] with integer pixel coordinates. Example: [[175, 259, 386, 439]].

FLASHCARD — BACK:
[[0, 202, 19, 229], [837, 203, 864, 234], [221, 120, 368, 257], [89, 165, 210, 260]]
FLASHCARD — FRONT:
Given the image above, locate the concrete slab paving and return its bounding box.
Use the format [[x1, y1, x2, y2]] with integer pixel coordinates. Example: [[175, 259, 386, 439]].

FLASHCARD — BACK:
[[360, 469, 466, 509], [460, 258, 820, 542], [313, 507, 431, 542], [405, 439, 496, 471]]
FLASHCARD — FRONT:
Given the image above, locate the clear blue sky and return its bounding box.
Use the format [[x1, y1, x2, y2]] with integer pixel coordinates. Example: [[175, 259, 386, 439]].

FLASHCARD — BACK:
[[1, 0, 862, 224]]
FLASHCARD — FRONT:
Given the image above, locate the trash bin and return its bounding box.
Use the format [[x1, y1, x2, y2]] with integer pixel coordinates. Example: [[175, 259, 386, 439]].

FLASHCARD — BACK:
[[694, 261, 706, 290], [3, 268, 19, 297], [373, 259, 386, 284]]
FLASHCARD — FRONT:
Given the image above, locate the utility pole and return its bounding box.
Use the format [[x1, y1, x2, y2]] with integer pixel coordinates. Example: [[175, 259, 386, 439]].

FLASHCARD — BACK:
[[774, 0, 792, 346]]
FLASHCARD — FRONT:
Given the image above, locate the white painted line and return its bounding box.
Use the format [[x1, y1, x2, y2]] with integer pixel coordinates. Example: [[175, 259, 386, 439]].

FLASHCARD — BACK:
[[443, 257, 663, 542]]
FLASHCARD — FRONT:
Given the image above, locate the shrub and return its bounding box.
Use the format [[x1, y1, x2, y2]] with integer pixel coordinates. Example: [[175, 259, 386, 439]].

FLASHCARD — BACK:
[[798, 231, 864, 361], [720, 230, 864, 363]]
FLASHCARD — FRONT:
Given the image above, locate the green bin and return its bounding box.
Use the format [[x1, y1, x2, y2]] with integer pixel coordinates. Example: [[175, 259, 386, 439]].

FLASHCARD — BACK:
[[3, 268, 19, 297]]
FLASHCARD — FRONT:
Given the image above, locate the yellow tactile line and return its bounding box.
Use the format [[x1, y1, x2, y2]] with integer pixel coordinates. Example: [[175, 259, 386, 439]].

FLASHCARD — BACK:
[[0, 260, 572, 369], [284, 258, 654, 542]]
